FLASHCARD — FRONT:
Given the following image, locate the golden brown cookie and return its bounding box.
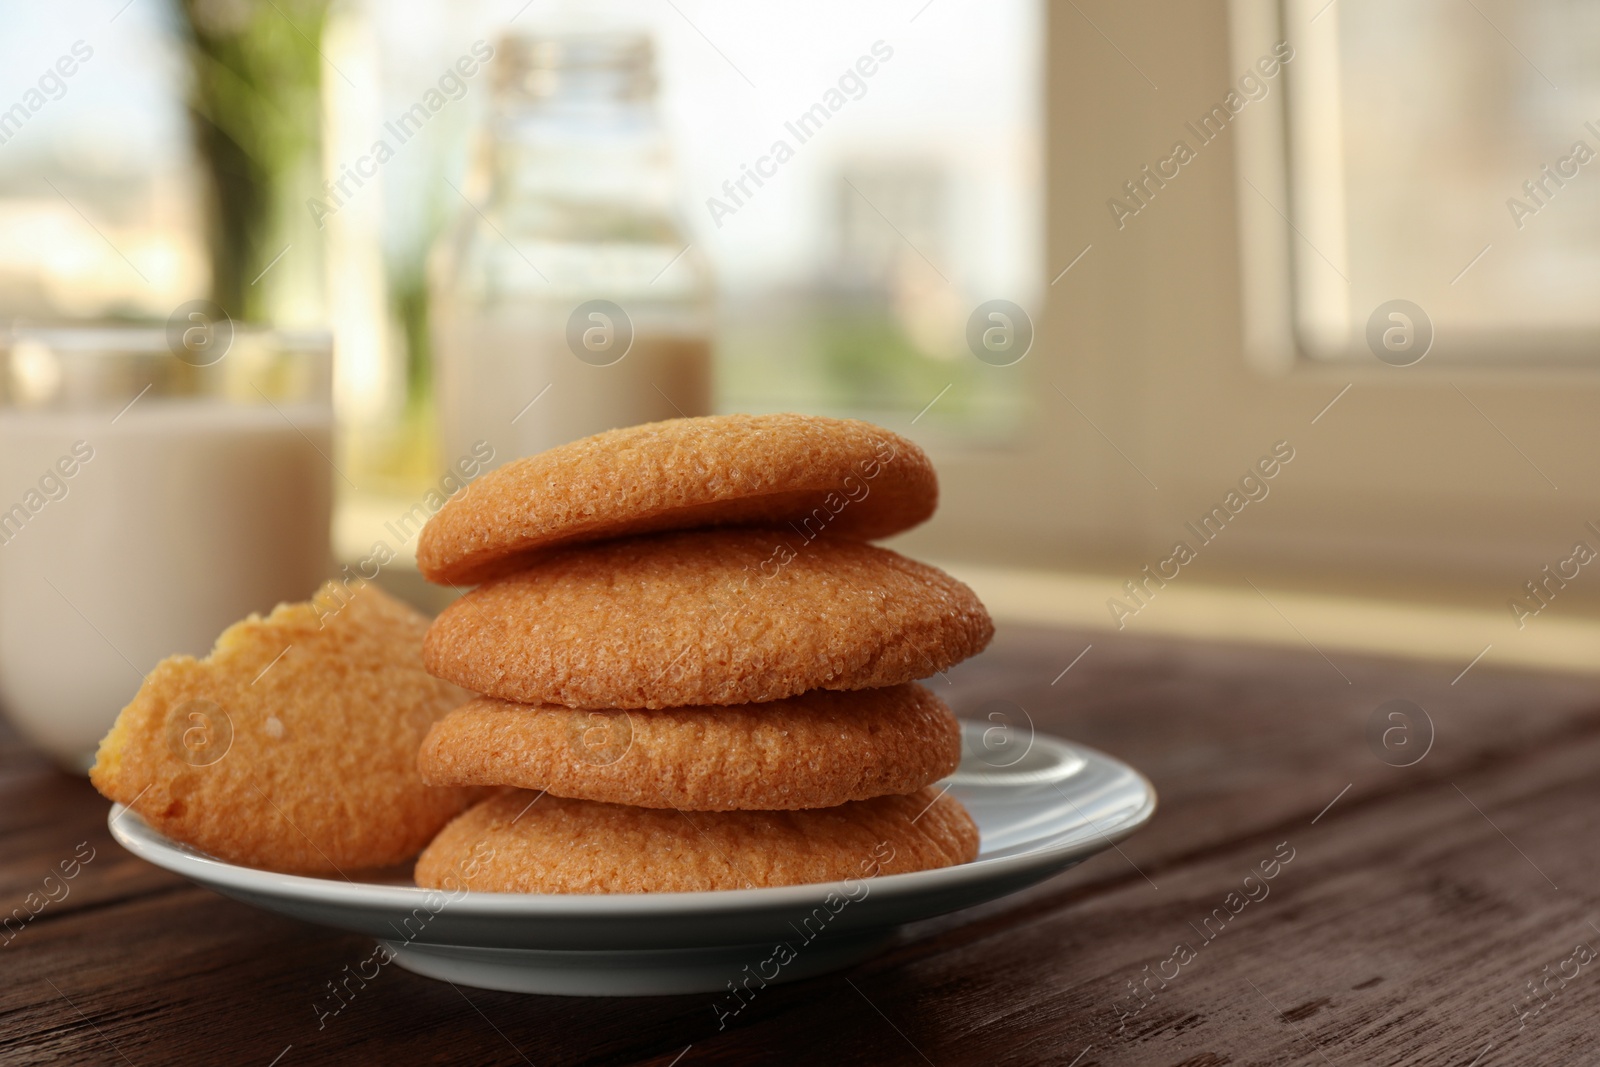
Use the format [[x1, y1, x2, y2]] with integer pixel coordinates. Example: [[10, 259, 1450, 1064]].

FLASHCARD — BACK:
[[418, 683, 960, 810], [422, 528, 993, 708], [414, 786, 980, 894], [416, 413, 937, 585], [90, 584, 478, 874]]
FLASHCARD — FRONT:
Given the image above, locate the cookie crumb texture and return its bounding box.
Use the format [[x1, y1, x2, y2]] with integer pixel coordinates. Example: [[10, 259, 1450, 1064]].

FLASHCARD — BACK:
[[90, 584, 477, 874], [415, 786, 980, 893], [419, 684, 961, 810], [423, 529, 994, 708], [416, 413, 937, 585]]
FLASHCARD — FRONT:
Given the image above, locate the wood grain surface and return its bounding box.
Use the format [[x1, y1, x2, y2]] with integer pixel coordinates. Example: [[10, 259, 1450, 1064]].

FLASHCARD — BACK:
[[3, 622, 1597, 1066]]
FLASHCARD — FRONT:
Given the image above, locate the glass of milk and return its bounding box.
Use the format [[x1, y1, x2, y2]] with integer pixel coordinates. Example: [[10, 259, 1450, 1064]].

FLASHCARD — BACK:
[[0, 323, 333, 772]]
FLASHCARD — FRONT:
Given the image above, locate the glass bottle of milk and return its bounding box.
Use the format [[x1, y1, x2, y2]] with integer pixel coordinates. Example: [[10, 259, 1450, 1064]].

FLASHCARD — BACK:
[[430, 30, 712, 464]]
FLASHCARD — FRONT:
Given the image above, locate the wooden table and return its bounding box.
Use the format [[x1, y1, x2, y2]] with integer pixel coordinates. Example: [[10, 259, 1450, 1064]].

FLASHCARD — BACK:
[[6, 622, 1599, 1065]]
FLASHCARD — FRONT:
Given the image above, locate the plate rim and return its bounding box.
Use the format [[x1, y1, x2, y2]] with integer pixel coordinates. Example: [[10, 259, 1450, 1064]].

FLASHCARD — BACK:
[[107, 734, 1157, 916]]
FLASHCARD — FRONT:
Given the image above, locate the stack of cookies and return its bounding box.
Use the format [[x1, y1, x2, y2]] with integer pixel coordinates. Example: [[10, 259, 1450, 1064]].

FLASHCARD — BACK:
[[410, 414, 994, 894]]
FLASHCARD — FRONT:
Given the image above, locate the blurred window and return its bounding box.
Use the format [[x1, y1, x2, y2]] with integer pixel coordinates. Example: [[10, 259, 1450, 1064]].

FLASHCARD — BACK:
[[0, 3, 206, 322], [653, 1, 1044, 431], [1278, 0, 1600, 363]]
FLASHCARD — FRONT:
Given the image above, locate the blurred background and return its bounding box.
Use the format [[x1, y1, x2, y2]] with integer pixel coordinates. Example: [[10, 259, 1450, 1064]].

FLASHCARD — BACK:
[[0, 0, 1038, 451], [4, 0, 1600, 770]]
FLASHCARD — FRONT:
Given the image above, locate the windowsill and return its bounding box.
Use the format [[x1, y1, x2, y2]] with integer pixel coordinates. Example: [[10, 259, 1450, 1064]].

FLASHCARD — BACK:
[[942, 561, 1600, 677]]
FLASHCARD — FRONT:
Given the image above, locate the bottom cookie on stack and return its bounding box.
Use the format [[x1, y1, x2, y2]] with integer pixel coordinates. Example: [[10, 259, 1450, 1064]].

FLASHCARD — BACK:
[[415, 787, 979, 894], [413, 683, 981, 893]]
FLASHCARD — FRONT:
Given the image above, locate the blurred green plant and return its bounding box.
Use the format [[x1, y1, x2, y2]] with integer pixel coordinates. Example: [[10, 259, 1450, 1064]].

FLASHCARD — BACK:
[[814, 302, 974, 414], [177, 0, 327, 322], [715, 294, 1024, 437]]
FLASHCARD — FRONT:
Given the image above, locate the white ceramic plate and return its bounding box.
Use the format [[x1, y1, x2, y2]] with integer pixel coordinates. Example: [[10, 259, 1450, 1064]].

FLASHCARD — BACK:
[[107, 723, 1155, 996]]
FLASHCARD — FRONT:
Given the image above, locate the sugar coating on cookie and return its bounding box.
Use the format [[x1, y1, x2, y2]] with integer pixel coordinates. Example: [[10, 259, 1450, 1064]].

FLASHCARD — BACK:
[[90, 584, 478, 874], [416, 413, 937, 585], [414, 786, 980, 894], [419, 683, 960, 810], [423, 528, 993, 709]]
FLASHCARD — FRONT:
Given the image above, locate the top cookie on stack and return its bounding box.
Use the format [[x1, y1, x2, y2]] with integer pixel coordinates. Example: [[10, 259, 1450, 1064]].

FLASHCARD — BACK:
[[412, 414, 992, 893], [416, 412, 938, 586]]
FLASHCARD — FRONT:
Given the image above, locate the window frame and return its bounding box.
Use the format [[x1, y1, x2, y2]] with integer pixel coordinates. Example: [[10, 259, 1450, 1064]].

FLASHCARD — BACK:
[[906, 0, 1600, 622], [1231, 0, 1600, 374]]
